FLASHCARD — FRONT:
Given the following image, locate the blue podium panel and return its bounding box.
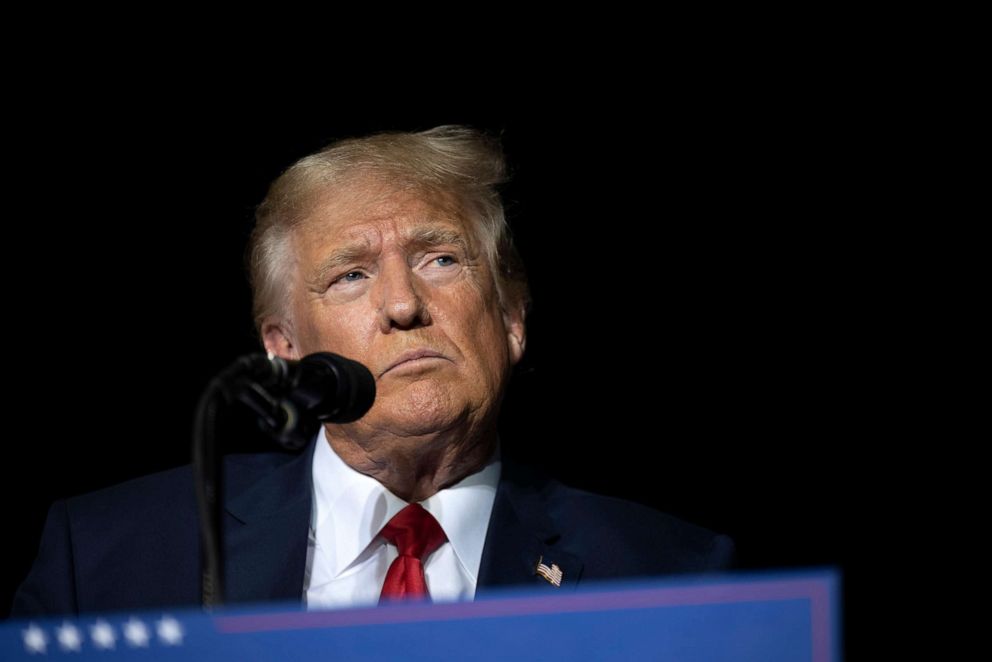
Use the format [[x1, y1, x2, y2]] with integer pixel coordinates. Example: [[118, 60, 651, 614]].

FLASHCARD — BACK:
[[3, 569, 840, 661]]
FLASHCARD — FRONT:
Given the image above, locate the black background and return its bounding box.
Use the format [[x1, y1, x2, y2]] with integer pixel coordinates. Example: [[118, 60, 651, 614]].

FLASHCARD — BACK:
[[1, 90, 890, 656]]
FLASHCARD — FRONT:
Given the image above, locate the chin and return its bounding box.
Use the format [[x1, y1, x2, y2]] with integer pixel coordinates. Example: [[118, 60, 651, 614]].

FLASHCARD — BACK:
[[372, 382, 467, 437]]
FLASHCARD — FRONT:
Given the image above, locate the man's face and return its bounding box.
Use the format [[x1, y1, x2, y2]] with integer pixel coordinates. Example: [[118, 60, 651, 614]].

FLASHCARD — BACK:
[[265, 180, 525, 441]]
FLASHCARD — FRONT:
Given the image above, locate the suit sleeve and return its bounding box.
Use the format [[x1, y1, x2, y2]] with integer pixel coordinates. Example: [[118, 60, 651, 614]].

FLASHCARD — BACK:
[[10, 500, 79, 617]]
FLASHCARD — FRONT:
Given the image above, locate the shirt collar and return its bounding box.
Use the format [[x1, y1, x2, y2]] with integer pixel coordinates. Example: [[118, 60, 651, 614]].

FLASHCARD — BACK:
[[420, 448, 501, 583], [311, 425, 500, 580]]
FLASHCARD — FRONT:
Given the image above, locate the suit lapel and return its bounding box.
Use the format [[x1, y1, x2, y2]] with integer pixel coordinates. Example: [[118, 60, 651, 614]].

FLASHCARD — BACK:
[[221, 437, 317, 604], [477, 462, 583, 595], [215, 445, 583, 603]]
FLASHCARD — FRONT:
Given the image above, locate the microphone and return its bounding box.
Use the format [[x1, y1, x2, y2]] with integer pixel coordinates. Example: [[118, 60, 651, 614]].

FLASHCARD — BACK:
[[231, 352, 376, 449], [193, 351, 374, 607]]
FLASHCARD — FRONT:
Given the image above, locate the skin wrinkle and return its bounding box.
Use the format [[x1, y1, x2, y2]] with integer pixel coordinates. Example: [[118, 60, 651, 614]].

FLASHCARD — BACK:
[[262, 178, 525, 502]]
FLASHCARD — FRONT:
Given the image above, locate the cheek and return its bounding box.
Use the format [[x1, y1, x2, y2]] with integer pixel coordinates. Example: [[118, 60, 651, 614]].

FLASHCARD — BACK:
[[480, 319, 511, 379], [445, 300, 510, 385], [295, 302, 372, 358]]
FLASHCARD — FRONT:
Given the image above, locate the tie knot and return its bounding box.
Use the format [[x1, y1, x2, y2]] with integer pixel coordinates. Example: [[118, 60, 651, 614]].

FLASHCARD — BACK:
[[380, 503, 446, 561]]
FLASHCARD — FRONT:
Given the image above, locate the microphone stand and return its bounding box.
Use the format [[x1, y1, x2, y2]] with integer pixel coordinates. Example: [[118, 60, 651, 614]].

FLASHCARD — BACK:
[[191, 352, 374, 610], [191, 354, 291, 610]]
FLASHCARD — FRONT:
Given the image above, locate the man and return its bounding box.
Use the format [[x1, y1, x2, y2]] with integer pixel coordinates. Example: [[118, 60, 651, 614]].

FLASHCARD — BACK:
[[12, 126, 734, 616]]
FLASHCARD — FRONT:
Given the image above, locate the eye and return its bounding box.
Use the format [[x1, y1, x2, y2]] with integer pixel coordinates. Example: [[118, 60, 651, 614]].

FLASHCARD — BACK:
[[331, 270, 367, 287], [434, 255, 456, 267]]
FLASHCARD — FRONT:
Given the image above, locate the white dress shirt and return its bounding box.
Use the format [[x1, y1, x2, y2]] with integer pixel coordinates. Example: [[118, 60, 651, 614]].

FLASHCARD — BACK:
[[304, 426, 500, 610]]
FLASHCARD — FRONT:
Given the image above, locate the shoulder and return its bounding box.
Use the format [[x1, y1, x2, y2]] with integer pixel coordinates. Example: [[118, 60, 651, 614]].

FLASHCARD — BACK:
[[500, 462, 735, 575], [64, 453, 300, 539], [552, 483, 735, 571], [11, 465, 203, 618], [64, 450, 301, 517], [66, 465, 194, 517], [11, 450, 308, 617]]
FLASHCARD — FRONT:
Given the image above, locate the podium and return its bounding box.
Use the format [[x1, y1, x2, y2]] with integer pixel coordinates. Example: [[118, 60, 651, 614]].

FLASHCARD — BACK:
[[3, 569, 840, 660]]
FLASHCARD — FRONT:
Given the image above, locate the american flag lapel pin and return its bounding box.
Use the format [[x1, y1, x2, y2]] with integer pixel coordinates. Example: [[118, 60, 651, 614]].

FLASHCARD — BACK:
[[535, 555, 563, 587]]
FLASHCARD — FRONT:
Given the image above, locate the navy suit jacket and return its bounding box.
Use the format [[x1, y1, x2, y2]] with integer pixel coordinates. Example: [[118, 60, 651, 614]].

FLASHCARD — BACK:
[[11, 438, 734, 617]]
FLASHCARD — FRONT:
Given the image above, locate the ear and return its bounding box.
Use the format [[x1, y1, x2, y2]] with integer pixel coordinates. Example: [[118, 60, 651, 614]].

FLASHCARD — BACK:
[[502, 303, 527, 366], [261, 316, 301, 361]]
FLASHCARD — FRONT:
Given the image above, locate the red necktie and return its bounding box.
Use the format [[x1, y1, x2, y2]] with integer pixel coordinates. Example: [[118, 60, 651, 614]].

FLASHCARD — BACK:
[[378, 503, 447, 603]]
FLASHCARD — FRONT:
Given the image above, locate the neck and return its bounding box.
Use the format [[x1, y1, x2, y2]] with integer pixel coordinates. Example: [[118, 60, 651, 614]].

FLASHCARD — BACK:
[[323, 424, 498, 502]]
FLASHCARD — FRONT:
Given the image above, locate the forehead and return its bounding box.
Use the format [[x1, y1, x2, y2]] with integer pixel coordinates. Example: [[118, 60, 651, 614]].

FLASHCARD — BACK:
[[296, 178, 474, 249]]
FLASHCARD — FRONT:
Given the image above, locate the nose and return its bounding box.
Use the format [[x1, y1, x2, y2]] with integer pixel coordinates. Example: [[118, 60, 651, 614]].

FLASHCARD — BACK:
[[374, 257, 431, 332]]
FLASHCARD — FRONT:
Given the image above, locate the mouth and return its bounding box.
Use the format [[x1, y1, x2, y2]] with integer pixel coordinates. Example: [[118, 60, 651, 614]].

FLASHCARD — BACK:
[[379, 348, 450, 377]]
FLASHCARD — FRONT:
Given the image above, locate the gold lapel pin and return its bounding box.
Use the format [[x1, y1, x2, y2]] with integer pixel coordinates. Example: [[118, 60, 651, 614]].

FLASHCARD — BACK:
[[535, 555, 563, 587]]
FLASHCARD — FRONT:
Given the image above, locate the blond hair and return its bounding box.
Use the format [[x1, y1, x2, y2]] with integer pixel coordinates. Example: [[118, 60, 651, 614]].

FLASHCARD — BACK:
[[246, 125, 529, 333]]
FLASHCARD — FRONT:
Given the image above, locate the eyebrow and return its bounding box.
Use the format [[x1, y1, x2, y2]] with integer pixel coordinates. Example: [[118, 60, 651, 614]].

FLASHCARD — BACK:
[[307, 225, 472, 287], [405, 225, 470, 254]]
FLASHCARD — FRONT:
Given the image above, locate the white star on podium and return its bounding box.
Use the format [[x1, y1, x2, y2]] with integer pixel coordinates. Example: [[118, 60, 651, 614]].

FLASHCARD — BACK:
[[123, 617, 151, 647], [90, 620, 116, 650], [156, 615, 184, 646], [56, 622, 82, 652], [22, 624, 47, 654]]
